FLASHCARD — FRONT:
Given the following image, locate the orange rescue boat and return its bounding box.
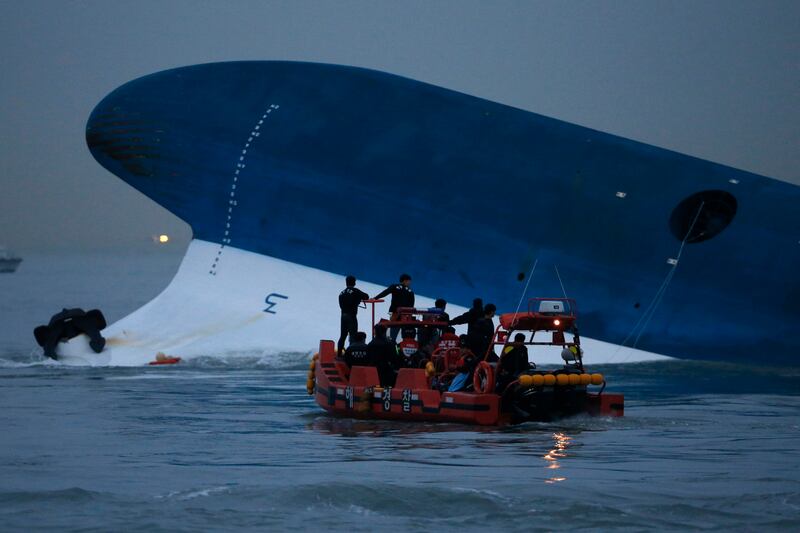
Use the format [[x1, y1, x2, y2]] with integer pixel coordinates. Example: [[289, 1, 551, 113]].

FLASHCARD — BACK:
[[310, 298, 623, 426]]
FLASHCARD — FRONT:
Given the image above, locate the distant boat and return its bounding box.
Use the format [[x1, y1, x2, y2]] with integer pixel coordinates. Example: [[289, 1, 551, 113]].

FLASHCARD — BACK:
[[0, 247, 22, 273]]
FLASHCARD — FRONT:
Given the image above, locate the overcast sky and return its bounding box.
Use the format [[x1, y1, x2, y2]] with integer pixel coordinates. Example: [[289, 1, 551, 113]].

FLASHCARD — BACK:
[[1, 0, 797, 251]]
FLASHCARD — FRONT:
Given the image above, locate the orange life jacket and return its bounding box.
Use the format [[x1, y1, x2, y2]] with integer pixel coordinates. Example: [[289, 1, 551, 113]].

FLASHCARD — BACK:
[[399, 338, 419, 358]]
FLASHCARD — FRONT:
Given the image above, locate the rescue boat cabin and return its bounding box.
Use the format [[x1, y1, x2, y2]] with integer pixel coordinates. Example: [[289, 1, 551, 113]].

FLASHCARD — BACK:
[[493, 298, 584, 369]]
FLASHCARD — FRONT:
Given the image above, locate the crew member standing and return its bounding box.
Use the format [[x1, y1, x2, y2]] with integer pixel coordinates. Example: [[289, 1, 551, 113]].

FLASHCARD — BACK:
[[469, 303, 497, 361], [374, 273, 415, 341], [449, 298, 484, 337], [338, 275, 370, 355]]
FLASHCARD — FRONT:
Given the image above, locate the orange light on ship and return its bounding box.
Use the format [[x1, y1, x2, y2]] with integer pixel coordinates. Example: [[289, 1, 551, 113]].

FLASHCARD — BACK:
[[158, 234, 169, 243], [553, 319, 561, 326]]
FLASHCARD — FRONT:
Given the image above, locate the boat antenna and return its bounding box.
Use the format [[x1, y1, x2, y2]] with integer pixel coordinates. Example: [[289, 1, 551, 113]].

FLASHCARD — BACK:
[[619, 201, 706, 352], [554, 265, 568, 299], [513, 259, 538, 317]]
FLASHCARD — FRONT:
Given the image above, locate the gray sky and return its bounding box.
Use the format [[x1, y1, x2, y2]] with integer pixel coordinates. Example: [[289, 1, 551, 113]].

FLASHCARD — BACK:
[[1, 0, 797, 251]]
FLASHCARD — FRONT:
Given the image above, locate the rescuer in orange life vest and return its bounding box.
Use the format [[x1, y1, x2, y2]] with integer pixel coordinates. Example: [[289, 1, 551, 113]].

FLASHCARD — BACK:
[[398, 328, 420, 366], [338, 275, 370, 355], [435, 326, 460, 351], [374, 273, 414, 342]]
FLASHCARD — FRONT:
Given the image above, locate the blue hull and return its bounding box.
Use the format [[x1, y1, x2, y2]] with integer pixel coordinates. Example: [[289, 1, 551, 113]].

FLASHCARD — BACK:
[[86, 61, 800, 364]]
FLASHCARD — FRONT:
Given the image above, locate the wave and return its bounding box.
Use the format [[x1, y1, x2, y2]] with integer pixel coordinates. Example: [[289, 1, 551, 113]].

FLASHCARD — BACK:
[[0, 487, 103, 504], [2, 347, 800, 399], [0, 348, 312, 370], [0, 347, 56, 368], [2, 482, 796, 531], [180, 351, 311, 370]]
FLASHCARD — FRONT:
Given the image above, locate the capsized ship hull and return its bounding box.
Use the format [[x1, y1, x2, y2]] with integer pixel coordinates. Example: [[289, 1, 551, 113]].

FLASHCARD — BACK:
[[81, 61, 799, 365], [56, 240, 666, 366]]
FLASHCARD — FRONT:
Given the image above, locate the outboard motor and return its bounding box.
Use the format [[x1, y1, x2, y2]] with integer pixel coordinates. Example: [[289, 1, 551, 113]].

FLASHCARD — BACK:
[[33, 308, 107, 359]]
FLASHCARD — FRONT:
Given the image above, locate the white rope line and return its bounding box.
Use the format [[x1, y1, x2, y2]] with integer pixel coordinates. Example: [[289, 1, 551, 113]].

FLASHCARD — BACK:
[[630, 201, 705, 350], [619, 267, 674, 349], [555, 264, 568, 299], [632, 268, 677, 348], [614, 201, 706, 359], [513, 259, 538, 317]]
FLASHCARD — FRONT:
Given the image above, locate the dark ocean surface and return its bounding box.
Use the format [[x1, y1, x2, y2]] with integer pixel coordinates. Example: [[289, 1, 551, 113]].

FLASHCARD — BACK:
[[1, 253, 798, 531]]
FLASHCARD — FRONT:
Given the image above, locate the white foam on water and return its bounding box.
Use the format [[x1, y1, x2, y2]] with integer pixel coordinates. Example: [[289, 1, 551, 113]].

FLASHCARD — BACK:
[[156, 485, 231, 501]]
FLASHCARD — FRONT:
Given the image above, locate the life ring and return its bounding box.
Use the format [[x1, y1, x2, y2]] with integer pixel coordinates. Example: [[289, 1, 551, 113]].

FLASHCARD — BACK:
[[473, 361, 495, 393]]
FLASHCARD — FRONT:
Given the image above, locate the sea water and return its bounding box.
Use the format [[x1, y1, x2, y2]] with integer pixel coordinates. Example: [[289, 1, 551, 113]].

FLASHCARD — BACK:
[[1, 253, 799, 531]]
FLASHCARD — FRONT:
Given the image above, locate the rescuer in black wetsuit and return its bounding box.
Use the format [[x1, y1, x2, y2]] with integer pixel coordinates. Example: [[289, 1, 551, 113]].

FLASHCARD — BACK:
[[338, 275, 370, 355], [449, 298, 483, 337], [34, 308, 107, 359], [469, 303, 497, 360], [344, 331, 371, 368], [367, 324, 403, 387], [374, 273, 415, 342], [497, 333, 531, 392]]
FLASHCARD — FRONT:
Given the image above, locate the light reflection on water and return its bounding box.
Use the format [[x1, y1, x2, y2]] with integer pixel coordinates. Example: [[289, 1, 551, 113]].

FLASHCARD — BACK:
[[544, 432, 571, 483]]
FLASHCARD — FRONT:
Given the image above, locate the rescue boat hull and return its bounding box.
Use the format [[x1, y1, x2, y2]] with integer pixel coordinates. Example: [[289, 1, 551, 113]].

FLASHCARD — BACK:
[[312, 340, 623, 426]]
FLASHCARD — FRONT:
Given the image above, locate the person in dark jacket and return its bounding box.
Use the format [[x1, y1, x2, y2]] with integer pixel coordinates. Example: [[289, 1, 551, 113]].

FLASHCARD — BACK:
[[344, 331, 371, 368], [497, 333, 530, 392], [367, 324, 403, 386], [469, 303, 497, 360], [374, 273, 414, 341], [419, 298, 449, 348], [449, 298, 483, 337], [338, 275, 370, 354]]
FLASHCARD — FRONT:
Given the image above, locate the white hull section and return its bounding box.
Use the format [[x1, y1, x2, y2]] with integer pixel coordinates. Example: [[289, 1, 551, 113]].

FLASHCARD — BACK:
[[57, 240, 670, 366]]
